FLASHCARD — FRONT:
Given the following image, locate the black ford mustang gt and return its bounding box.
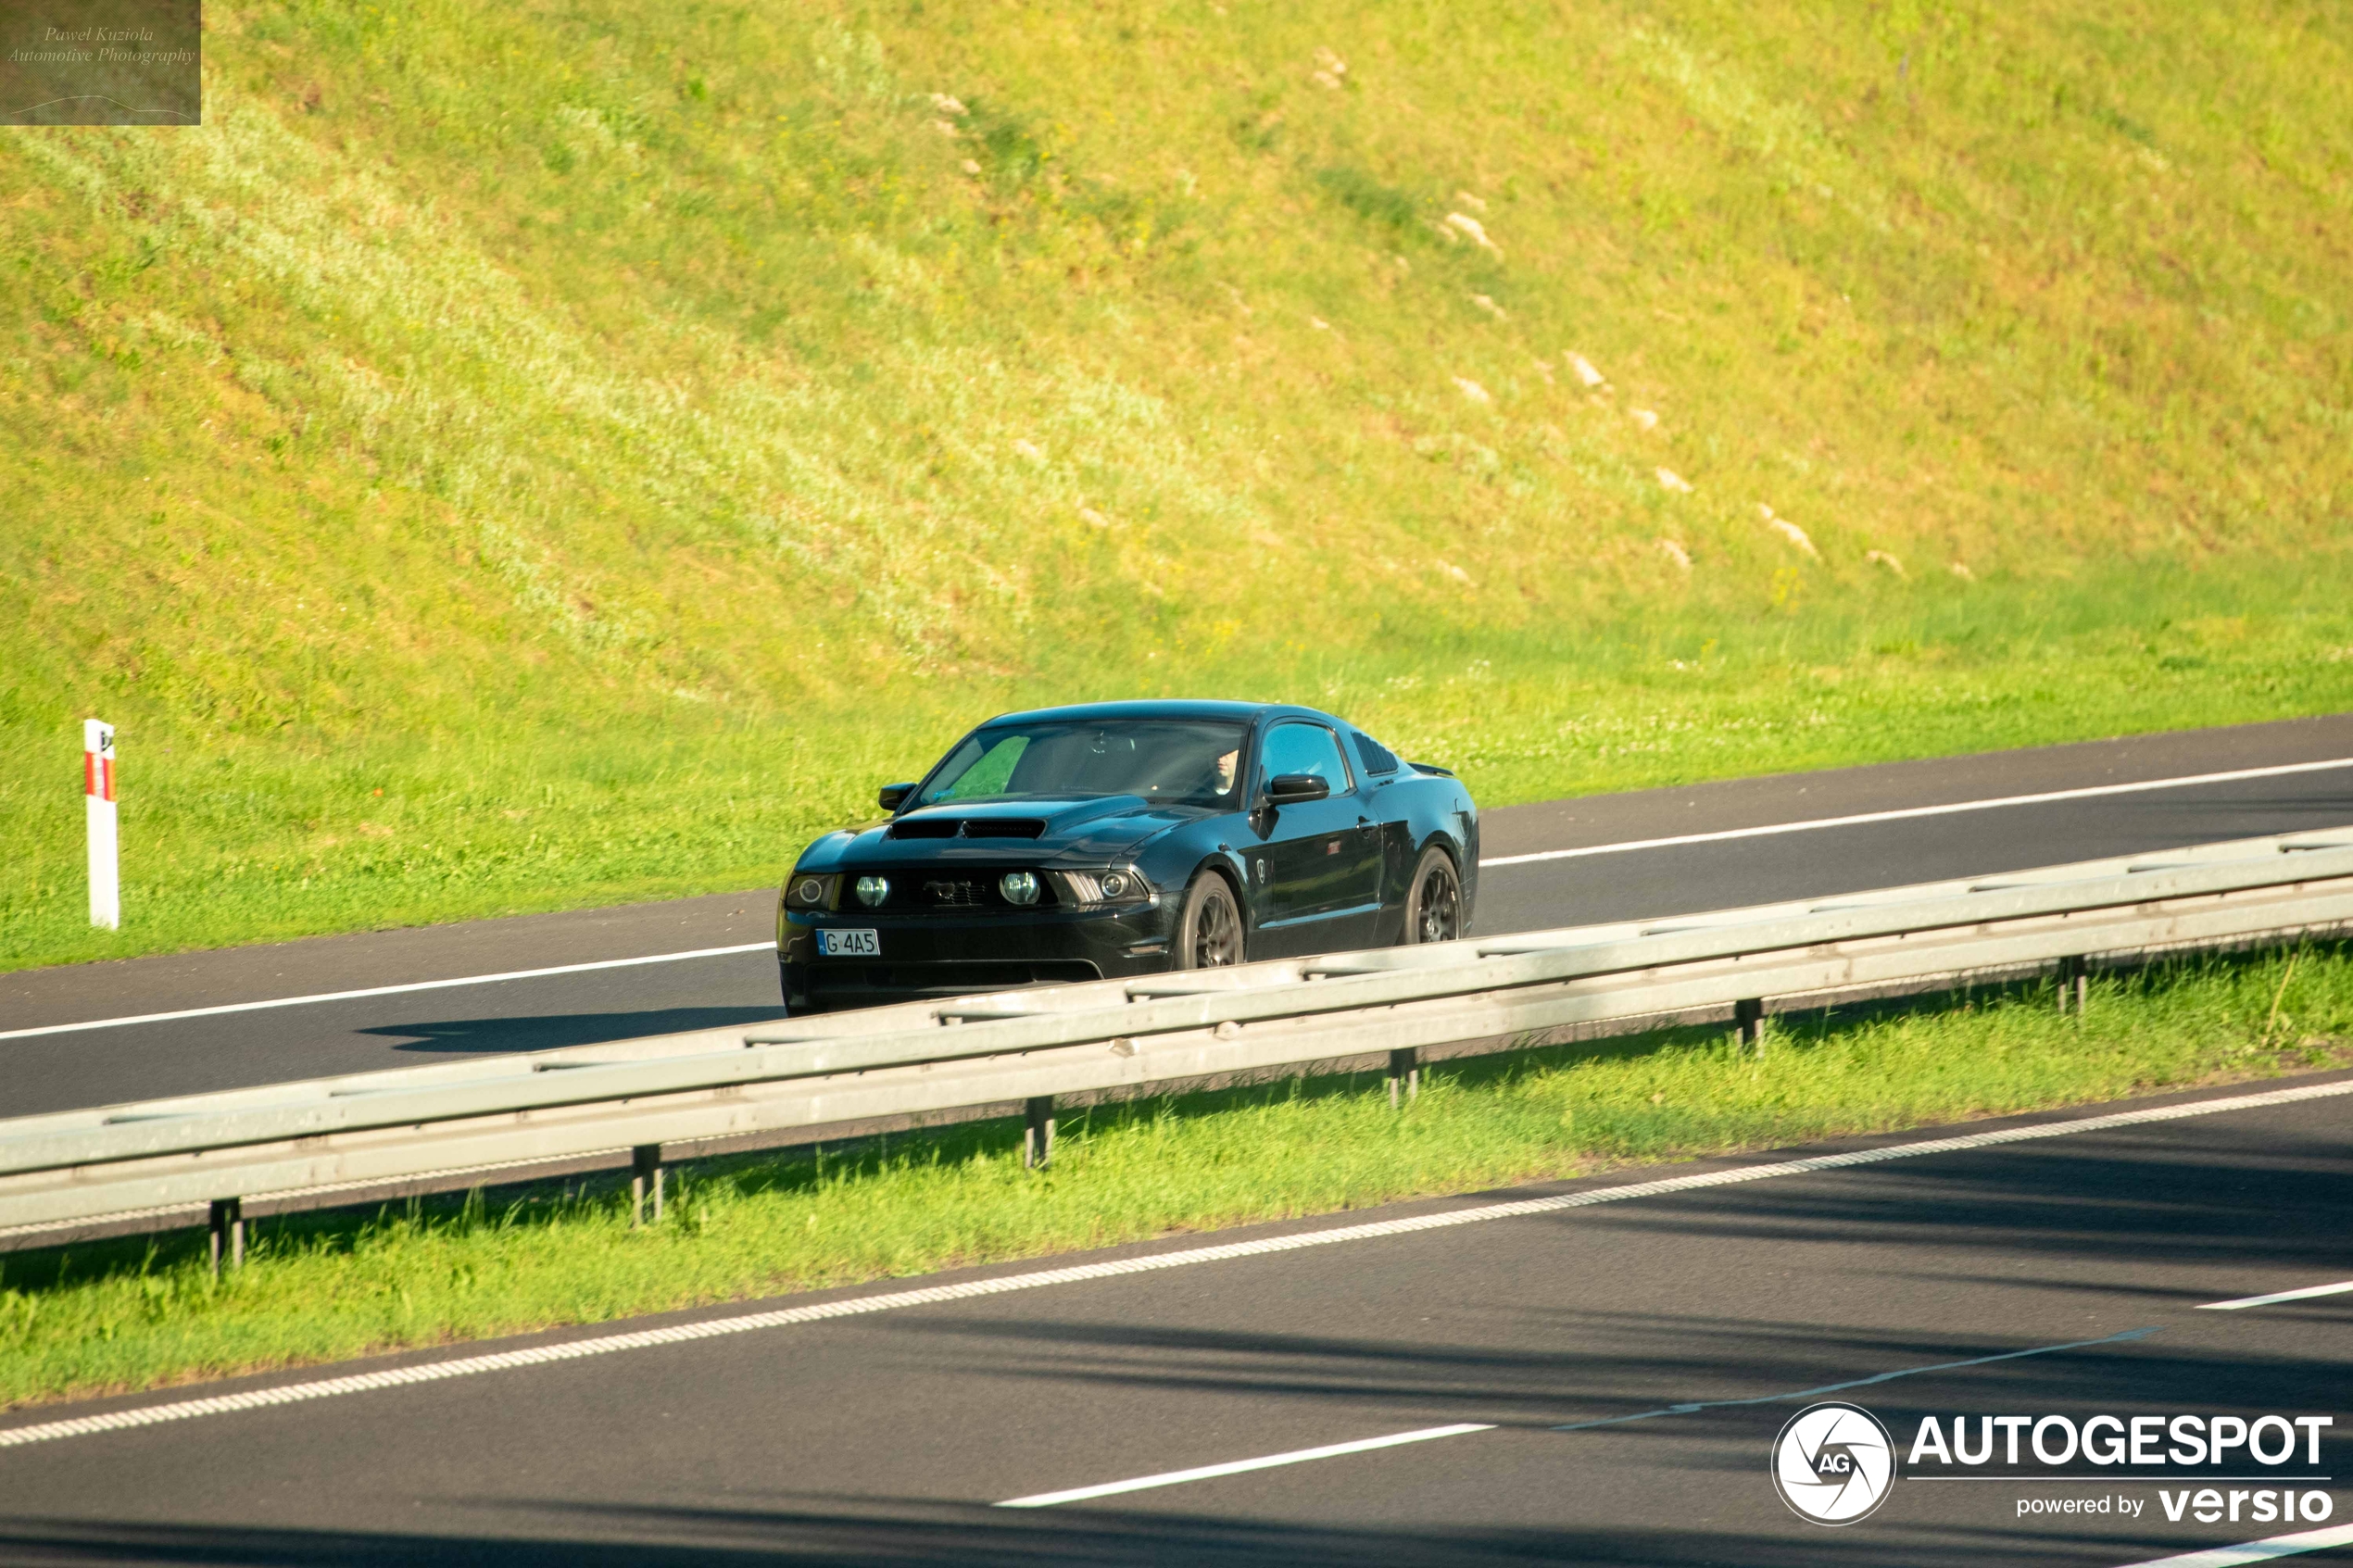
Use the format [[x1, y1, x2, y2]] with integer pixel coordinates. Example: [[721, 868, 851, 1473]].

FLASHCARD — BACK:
[[776, 699, 1478, 1013]]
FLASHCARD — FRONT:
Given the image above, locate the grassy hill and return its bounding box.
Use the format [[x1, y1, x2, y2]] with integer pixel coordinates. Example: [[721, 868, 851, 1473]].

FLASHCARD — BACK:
[[4, 0, 2349, 971]]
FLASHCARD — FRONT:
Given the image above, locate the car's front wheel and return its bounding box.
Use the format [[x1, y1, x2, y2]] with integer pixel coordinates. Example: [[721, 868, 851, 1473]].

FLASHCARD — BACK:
[[1175, 872, 1244, 969], [1402, 846, 1464, 944]]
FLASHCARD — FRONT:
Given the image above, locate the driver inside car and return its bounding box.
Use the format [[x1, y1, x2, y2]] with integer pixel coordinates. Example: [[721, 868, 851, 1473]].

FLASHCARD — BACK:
[[1211, 747, 1238, 797]]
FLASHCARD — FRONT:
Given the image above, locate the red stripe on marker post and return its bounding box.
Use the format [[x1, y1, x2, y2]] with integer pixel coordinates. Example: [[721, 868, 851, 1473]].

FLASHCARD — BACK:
[[84, 719, 119, 930]]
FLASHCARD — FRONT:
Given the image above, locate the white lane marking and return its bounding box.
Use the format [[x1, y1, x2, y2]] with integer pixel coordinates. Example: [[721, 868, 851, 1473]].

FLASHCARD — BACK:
[[996, 1423, 1494, 1509], [2109, 1521, 2353, 1568], [0, 943, 777, 1044], [1, 1074, 2346, 1452], [1477, 756, 2353, 868], [2197, 1278, 2353, 1311]]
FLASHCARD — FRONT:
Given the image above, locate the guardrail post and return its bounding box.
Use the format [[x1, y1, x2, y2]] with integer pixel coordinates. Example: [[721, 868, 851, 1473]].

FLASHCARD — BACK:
[[1735, 997, 1767, 1054], [1388, 1047, 1419, 1108], [631, 1144, 664, 1226], [2057, 957, 2088, 1016], [208, 1198, 243, 1274], [1023, 1097, 1056, 1170]]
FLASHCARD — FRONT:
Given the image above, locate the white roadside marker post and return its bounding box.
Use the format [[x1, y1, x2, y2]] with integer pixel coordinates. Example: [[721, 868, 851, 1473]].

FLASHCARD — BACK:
[[84, 719, 119, 930]]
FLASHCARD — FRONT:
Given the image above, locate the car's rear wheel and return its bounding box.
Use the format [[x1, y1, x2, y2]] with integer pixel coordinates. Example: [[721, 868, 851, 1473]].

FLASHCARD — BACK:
[[1402, 846, 1464, 944], [1175, 872, 1244, 969]]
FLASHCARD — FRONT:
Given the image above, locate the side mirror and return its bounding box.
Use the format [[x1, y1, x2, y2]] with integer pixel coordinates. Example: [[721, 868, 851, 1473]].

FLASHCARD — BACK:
[[878, 782, 916, 812], [1266, 772, 1331, 806]]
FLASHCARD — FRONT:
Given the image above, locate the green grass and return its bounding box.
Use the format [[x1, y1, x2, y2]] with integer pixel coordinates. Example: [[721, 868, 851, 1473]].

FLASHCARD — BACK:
[[3, 0, 2349, 972], [8, 560, 2353, 971], [3, 943, 2345, 1410]]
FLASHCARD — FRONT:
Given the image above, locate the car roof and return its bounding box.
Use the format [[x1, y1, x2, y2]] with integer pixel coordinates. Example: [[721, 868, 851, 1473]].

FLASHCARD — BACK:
[[981, 698, 1329, 727]]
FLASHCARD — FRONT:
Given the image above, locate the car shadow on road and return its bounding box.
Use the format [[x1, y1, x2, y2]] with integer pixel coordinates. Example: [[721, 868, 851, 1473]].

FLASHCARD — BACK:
[[361, 1008, 790, 1054]]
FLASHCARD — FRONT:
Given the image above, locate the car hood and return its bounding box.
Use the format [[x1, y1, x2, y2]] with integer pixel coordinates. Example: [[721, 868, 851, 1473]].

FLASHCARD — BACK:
[[795, 796, 1209, 871]]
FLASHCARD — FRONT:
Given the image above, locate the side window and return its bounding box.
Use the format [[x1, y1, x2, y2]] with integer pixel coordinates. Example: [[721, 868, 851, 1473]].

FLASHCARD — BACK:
[[1352, 731, 1400, 777], [1260, 722, 1352, 790]]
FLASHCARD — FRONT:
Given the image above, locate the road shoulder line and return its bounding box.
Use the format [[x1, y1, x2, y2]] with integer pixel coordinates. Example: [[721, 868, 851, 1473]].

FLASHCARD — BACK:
[[0, 942, 777, 1044], [1479, 756, 2353, 867]]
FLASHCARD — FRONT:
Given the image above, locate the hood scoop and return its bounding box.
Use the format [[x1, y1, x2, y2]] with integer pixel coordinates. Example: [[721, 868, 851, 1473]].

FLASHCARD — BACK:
[[887, 817, 1049, 840]]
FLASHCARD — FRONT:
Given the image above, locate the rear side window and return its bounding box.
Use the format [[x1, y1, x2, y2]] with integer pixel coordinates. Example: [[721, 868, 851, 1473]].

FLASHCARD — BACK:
[[1352, 731, 1401, 777]]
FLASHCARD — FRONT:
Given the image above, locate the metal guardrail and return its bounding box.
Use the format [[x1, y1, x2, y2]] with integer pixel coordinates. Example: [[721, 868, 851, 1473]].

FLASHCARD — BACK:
[[6, 826, 2352, 1261]]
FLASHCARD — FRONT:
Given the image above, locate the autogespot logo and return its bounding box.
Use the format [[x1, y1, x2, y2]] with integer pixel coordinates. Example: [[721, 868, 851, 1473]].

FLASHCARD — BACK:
[[1772, 1402, 1900, 1525]]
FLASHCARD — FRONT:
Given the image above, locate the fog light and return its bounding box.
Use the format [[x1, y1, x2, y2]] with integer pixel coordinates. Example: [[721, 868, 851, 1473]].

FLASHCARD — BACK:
[[854, 875, 889, 908], [1000, 871, 1041, 906]]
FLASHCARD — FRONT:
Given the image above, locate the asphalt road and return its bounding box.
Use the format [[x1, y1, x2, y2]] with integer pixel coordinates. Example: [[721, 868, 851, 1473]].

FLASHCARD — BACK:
[[6, 713, 2353, 1117], [2, 1070, 2346, 1565]]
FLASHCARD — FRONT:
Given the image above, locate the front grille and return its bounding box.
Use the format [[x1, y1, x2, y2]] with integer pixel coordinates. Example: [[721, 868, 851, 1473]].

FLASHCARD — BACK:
[[925, 878, 987, 909], [840, 867, 1060, 912]]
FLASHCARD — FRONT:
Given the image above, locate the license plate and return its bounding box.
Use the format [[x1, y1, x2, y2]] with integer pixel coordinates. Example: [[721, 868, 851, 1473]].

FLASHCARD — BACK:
[[816, 928, 880, 958]]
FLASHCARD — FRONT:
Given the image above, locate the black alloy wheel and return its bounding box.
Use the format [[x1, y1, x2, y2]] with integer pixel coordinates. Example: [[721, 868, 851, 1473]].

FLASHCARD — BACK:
[[1176, 872, 1244, 969], [1403, 846, 1464, 944]]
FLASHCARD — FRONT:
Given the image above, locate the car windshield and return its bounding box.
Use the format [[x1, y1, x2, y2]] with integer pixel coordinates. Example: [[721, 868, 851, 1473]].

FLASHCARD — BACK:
[[915, 719, 1250, 809]]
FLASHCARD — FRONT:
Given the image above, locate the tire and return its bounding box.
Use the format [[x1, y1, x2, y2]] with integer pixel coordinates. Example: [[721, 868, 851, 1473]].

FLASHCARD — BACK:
[[1401, 846, 1464, 945], [1174, 871, 1244, 969]]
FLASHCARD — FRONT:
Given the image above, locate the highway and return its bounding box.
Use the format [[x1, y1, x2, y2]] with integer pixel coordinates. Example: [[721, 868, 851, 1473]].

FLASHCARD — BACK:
[[5, 713, 2353, 1118], [0, 1068, 2345, 1563], [0, 714, 2350, 1565]]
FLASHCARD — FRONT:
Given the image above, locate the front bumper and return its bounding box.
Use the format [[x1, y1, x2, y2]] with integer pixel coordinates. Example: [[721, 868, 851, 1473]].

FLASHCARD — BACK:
[[779, 902, 1178, 1013]]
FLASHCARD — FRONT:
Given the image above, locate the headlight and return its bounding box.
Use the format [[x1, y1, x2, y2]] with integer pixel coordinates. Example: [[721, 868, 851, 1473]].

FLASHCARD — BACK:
[[1000, 870, 1041, 907], [854, 874, 890, 908], [784, 872, 838, 910], [1057, 868, 1154, 908]]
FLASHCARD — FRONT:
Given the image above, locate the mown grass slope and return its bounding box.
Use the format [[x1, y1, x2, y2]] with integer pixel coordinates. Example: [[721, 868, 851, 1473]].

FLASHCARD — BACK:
[[5, 0, 2349, 968]]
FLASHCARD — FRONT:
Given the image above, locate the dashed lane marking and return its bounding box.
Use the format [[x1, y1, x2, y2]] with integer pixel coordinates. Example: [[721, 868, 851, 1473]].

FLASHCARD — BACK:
[[2197, 1279, 2353, 1311], [996, 1423, 1496, 1508], [2109, 1521, 2353, 1567]]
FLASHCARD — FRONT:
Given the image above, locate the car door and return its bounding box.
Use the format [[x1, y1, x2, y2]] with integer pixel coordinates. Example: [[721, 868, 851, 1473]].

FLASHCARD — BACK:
[[1247, 721, 1384, 956]]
